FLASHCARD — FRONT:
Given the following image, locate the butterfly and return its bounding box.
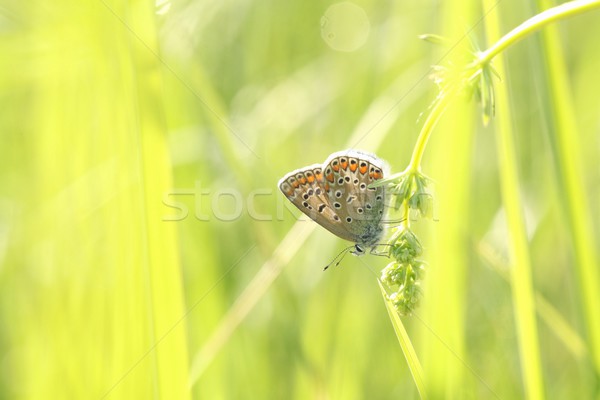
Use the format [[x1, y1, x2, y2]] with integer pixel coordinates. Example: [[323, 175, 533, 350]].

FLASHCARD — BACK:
[[278, 149, 387, 260]]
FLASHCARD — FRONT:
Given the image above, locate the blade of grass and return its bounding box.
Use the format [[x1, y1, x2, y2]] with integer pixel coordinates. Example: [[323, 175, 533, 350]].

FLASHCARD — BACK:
[[125, 0, 191, 397], [536, 0, 600, 378], [378, 281, 428, 399], [482, 1, 545, 398], [477, 241, 588, 362], [417, 0, 475, 394], [188, 221, 315, 385], [12, 1, 191, 397]]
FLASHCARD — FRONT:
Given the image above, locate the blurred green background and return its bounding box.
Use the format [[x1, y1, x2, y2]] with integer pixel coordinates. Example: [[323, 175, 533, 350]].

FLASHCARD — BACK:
[[1, 0, 599, 398]]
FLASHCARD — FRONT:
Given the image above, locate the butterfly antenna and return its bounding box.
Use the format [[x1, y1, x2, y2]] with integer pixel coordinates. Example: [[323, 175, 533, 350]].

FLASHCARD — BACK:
[[323, 245, 354, 271]]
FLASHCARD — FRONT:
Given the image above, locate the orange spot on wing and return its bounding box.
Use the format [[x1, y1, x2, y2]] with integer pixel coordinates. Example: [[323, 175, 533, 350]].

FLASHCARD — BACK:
[[359, 165, 368, 174], [325, 183, 330, 192], [307, 175, 315, 183], [349, 163, 357, 172], [315, 172, 323, 181], [326, 173, 334, 182], [299, 177, 307, 185], [292, 181, 300, 188], [340, 161, 348, 170], [374, 172, 383, 179], [286, 189, 294, 196], [332, 164, 339, 172]]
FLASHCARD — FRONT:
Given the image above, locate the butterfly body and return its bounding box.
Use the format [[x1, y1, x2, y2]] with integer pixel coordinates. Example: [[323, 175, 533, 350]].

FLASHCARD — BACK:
[[279, 150, 387, 250]]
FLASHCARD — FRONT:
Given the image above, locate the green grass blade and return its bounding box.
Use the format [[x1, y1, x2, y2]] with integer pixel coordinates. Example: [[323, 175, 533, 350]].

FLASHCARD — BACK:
[[4, 1, 191, 397], [478, 241, 589, 363], [483, 1, 545, 398], [417, 0, 475, 395], [537, 0, 600, 377], [378, 281, 428, 400]]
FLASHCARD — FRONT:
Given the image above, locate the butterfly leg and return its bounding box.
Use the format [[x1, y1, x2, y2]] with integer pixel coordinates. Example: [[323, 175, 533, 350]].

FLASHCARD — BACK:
[[369, 244, 392, 258]]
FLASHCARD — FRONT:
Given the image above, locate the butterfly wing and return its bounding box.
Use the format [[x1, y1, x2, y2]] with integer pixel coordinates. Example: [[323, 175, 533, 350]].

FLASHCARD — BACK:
[[321, 150, 386, 246], [278, 164, 359, 242]]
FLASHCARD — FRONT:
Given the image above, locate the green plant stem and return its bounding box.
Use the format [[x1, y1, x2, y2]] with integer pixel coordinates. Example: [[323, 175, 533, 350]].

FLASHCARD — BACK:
[[537, 0, 600, 376], [483, 0, 545, 398], [408, 1, 600, 175], [478, 0, 600, 66], [401, 200, 410, 229], [407, 0, 600, 176], [408, 92, 455, 172], [378, 89, 454, 184], [378, 281, 428, 399]]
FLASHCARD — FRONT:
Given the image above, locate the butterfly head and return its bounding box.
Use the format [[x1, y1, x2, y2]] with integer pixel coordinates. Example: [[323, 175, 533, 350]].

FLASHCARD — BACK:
[[351, 244, 366, 256]]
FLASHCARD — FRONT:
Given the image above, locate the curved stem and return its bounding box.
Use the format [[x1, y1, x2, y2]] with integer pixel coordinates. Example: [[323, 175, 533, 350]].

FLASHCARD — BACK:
[[408, 1, 600, 173], [408, 91, 454, 171], [478, 0, 600, 66]]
